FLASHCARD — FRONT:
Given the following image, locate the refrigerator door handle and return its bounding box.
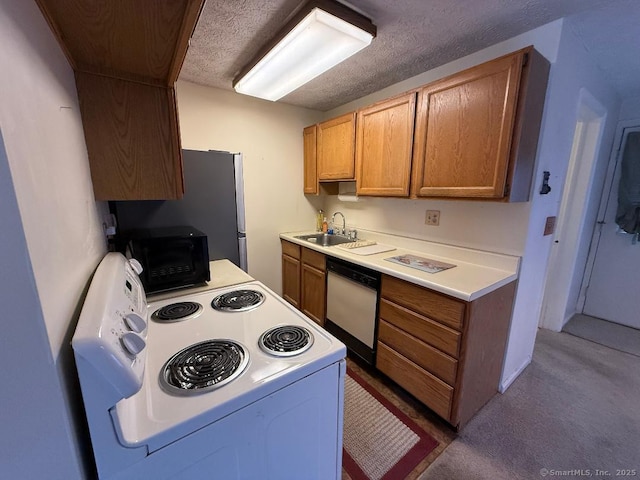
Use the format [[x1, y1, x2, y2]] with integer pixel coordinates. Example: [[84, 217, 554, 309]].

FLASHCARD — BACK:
[[233, 153, 246, 234], [238, 234, 248, 272]]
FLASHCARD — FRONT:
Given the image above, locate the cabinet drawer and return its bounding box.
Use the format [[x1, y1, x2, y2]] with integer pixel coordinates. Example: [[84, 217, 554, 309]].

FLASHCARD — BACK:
[[381, 275, 465, 330], [377, 342, 453, 420], [379, 299, 460, 358], [281, 239, 300, 259], [378, 320, 457, 385], [301, 247, 325, 271]]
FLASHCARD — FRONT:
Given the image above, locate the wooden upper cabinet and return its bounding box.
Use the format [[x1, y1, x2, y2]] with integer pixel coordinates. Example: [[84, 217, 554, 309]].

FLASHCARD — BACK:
[[356, 92, 417, 196], [75, 73, 183, 200], [303, 125, 318, 195], [411, 47, 548, 201], [35, 0, 205, 200], [317, 112, 356, 181]]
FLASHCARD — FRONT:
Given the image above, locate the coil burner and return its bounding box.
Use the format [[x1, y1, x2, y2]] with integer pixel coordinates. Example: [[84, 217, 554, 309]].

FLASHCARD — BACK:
[[160, 339, 249, 395], [211, 289, 265, 312], [259, 325, 314, 357], [151, 302, 203, 323]]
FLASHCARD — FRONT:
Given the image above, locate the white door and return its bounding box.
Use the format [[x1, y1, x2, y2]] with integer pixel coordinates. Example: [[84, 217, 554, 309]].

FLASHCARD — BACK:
[[582, 127, 640, 329]]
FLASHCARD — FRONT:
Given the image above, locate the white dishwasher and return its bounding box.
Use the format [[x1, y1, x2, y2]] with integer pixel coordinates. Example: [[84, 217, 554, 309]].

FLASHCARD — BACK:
[[325, 257, 380, 365]]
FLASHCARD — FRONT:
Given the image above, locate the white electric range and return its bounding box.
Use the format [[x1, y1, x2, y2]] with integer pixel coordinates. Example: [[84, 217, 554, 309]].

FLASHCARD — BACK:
[[73, 253, 346, 480]]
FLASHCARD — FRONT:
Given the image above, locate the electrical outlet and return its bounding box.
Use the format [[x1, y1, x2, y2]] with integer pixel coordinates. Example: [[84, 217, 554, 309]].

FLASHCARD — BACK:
[[425, 210, 440, 226]]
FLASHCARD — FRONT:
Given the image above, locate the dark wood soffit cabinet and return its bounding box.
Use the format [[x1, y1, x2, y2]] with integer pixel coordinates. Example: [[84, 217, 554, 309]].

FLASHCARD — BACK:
[[75, 73, 183, 200], [34, 0, 204, 201], [34, 0, 204, 86]]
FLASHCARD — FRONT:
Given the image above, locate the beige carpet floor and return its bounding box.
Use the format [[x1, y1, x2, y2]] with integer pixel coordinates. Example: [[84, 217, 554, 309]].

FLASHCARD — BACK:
[[563, 314, 640, 357], [419, 329, 640, 479]]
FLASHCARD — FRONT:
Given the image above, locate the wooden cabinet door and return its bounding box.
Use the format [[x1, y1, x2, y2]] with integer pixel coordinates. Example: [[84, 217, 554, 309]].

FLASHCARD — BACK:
[[411, 49, 526, 199], [75, 72, 184, 200], [301, 264, 326, 325], [35, 0, 204, 201], [303, 125, 318, 194], [317, 112, 356, 181], [282, 254, 301, 308], [356, 92, 417, 196]]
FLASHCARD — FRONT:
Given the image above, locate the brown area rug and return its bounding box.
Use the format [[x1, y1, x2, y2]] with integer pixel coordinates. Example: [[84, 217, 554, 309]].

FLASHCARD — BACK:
[[343, 368, 439, 480]]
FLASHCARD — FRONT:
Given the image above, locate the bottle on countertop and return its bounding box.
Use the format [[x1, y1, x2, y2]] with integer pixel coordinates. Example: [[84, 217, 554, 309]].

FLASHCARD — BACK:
[[321, 217, 328, 233], [316, 209, 324, 232]]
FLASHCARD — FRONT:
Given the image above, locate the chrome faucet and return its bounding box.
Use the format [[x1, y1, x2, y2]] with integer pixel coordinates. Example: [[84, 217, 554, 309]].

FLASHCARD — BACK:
[[331, 211, 346, 236]]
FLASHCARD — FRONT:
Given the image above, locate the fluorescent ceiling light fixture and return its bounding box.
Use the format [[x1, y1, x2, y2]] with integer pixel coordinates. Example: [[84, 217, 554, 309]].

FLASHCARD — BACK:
[[233, 0, 376, 101]]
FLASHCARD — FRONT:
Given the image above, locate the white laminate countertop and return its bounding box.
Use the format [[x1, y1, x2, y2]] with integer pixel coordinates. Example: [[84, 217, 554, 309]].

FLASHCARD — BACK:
[[147, 259, 253, 302], [280, 230, 520, 302]]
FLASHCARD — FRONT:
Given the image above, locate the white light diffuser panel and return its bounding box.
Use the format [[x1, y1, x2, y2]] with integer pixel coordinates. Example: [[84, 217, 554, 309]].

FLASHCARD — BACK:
[[234, 8, 374, 101]]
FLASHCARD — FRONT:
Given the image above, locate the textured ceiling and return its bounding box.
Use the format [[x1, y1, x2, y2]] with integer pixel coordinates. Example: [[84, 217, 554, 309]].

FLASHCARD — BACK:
[[180, 0, 639, 111], [565, 0, 640, 100]]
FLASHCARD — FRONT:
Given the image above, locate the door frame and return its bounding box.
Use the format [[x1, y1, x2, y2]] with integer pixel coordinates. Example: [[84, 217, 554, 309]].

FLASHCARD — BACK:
[[539, 88, 606, 331], [577, 121, 640, 312]]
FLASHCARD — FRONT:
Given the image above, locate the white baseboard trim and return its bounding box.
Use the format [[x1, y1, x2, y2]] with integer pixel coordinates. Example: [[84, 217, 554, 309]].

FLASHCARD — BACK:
[[499, 355, 532, 393]]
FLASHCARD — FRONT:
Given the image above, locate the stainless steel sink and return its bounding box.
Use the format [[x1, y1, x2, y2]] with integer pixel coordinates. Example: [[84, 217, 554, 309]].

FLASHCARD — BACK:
[[294, 233, 353, 247]]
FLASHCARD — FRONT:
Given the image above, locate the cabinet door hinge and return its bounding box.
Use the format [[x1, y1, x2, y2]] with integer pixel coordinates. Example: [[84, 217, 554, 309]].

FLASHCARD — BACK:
[[522, 52, 529, 68], [504, 183, 511, 197]]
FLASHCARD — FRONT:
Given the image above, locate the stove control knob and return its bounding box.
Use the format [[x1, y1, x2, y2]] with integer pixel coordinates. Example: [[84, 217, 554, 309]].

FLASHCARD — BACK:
[[128, 258, 143, 275], [121, 332, 146, 356], [124, 313, 147, 334]]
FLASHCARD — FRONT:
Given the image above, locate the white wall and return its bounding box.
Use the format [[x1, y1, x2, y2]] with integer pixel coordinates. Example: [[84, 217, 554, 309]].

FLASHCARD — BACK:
[[619, 95, 640, 122], [502, 21, 620, 388], [0, 0, 107, 359], [0, 0, 108, 477], [322, 20, 564, 257], [176, 81, 323, 292], [0, 130, 84, 480]]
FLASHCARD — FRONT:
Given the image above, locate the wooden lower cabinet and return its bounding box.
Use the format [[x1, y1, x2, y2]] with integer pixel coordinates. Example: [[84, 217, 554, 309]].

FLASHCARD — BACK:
[[377, 342, 453, 419], [376, 274, 516, 429], [378, 319, 458, 385], [281, 241, 301, 308], [281, 240, 326, 325], [301, 264, 325, 325]]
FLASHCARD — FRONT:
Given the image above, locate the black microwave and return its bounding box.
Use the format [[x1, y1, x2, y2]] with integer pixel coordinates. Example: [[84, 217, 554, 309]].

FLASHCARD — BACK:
[[127, 226, 210, 294]]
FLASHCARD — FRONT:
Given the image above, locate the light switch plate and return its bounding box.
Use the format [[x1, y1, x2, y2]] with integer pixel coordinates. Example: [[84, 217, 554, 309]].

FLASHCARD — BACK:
[[544, 216, 556, 236]]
